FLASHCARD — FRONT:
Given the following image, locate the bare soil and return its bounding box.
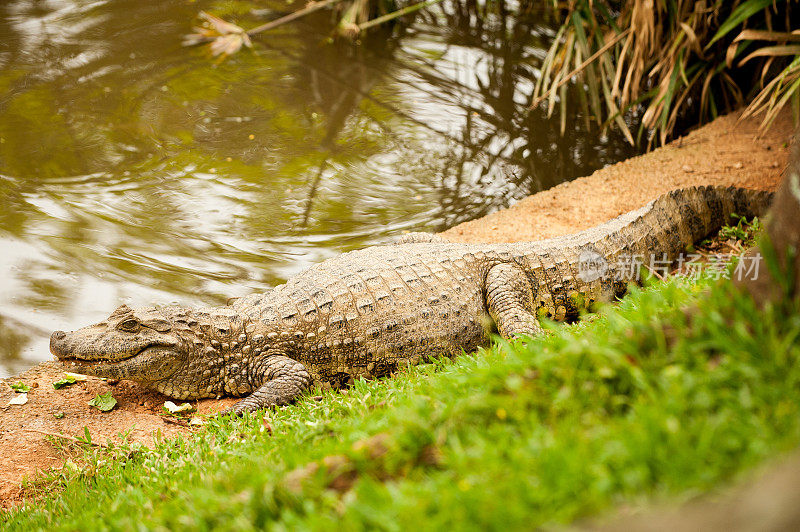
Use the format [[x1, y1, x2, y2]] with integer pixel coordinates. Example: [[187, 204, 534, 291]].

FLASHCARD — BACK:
[[0, 109, 794, 508], [0, 362, 236, 507]]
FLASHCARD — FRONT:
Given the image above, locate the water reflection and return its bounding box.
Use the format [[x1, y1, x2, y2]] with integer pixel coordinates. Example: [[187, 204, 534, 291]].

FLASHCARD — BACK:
[[0, 0, 638, 375]]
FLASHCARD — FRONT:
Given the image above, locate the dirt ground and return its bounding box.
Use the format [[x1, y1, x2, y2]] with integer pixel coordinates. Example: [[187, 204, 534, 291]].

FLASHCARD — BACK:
[[0, 363, 237, 507], [0, 109, 795, 508]]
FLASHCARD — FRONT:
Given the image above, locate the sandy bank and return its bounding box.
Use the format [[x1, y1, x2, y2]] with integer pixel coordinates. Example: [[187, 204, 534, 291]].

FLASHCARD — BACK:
[[443, 110, 793, 243]]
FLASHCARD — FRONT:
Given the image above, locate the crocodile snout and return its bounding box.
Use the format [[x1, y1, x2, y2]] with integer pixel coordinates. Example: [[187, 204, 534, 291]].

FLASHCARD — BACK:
[[50, 330, 69, 357]]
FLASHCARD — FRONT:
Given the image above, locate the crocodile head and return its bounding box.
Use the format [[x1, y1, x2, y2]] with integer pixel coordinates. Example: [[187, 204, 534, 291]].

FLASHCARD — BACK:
[[50, 304, 194, 392]]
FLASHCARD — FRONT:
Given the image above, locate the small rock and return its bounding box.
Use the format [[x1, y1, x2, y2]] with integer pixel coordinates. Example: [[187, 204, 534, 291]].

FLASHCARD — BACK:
[[681, 165, 693, 173], [770, 162, 779, 168], [734, 162, 743, 169]]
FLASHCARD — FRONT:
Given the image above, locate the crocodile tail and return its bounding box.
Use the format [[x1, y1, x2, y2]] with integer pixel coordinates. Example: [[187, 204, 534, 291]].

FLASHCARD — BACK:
[[526, 185, 773, 315], [659, 185, 773, 245], [586, 185, 774, 266]]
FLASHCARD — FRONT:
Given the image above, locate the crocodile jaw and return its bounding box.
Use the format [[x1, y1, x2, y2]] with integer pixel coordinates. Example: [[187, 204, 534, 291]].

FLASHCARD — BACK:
[[50, 312, 183, 382], [56, 345, 184, 381]]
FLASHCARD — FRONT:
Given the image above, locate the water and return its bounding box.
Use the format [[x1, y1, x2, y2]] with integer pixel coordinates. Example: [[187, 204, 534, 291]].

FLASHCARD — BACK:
[[0, 0, 638, 376]]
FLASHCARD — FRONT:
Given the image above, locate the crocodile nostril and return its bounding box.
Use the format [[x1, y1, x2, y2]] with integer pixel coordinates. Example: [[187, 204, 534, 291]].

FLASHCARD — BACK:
[[50, 331, 68, 356]]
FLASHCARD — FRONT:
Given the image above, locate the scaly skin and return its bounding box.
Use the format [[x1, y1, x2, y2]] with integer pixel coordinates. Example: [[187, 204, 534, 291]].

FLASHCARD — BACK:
[[50, 186, 773, 414]]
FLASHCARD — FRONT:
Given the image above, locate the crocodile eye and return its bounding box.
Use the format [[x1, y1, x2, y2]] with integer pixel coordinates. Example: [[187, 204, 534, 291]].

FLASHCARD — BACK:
[[118, 319, 139, 332]]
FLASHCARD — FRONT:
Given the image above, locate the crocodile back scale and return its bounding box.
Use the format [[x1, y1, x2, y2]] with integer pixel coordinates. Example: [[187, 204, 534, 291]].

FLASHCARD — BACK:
[[49, 186, 773, 413]]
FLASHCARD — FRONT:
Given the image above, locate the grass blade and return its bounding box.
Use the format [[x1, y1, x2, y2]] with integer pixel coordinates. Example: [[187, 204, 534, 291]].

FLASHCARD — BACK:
[[706, 0, 777, 49]]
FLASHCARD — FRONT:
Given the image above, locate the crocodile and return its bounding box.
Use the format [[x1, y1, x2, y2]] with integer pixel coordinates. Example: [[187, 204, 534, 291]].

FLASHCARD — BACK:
[[50, 185, 772, 414]]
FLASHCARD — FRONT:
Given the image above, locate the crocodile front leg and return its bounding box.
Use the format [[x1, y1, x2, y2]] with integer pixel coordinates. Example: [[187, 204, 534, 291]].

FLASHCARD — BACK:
[[229, 354, 312, 414], [485, 262, 543, 338]]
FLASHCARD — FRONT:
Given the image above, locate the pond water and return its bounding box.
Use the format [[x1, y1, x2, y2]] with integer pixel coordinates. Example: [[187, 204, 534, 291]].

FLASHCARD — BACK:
[[0, 0, 638, 376]]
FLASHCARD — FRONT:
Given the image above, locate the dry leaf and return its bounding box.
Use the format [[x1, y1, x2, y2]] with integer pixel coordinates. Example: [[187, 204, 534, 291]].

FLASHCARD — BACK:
[[163, 401, 196, 415], [183, 11, 252, 58], [8, 393, 28, 406]]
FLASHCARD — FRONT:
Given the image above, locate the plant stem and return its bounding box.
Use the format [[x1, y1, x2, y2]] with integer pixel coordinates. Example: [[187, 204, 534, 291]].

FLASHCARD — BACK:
[[246, 0, 345, 36], [357, 0, 444, 32]]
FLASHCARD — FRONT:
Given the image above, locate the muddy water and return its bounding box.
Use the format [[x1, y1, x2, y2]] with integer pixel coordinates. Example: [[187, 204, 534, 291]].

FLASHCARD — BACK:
[[0, 0, 638, 376]]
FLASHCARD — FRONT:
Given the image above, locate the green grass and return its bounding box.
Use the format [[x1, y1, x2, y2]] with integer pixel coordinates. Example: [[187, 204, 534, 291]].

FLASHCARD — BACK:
[[3, 274, 800, 530], [718, 214, 763, 243]]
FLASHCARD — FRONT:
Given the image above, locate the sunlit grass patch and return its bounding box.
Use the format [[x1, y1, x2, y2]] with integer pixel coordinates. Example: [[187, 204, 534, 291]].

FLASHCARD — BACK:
[[4, 269, 799, 529]]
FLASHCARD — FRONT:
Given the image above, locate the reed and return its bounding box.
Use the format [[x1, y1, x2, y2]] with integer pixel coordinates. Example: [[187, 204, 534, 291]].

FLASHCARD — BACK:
[[532, 0, 800, 146]]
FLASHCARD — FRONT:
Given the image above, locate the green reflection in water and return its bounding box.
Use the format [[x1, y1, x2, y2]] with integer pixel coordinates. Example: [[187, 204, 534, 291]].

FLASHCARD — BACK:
[[0, 0, 639, 375]]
